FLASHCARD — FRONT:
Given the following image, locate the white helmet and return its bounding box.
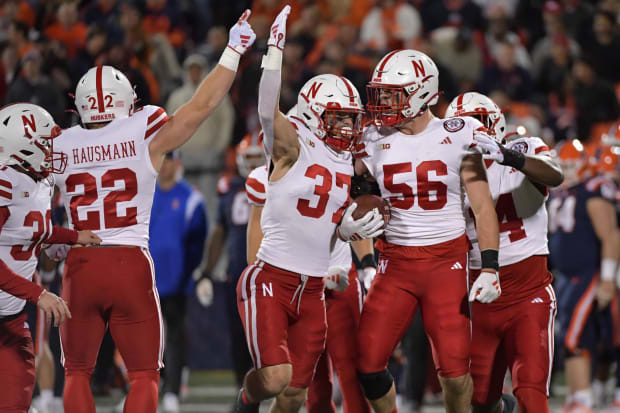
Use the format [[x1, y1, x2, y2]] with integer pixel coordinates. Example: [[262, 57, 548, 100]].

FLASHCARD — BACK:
[[445, 92, 506, 142], [367, 49, 439, 127], [297, 74, 364, 151], [236, 130, 265, 178], [0, 103, 67, 177], [75, 65, 135, 125]]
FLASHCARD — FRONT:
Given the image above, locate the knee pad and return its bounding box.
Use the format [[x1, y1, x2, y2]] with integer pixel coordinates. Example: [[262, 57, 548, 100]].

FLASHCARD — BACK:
[[357, 369, 393, 400]]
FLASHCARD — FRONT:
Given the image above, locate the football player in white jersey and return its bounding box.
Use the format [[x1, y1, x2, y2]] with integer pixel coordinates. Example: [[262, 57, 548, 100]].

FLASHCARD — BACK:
[[445, 92, 564, 413], [354, 50, 500, 413], [245, 160, 374, 412], [234, 6, 384, 413], [0, 103, 101, 412], [50, 12, 256, 413]]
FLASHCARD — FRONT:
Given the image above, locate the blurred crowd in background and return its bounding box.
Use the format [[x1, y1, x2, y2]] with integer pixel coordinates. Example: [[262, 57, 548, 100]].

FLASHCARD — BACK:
[[2, 0, 620, 221]]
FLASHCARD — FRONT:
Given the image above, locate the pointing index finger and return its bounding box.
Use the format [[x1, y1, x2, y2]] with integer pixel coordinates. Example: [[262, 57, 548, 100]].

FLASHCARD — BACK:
[[238, 9, 251, 24]]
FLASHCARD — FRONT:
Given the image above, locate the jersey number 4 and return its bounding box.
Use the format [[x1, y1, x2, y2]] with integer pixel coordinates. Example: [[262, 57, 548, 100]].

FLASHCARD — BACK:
[[66, 168, 138, 230]]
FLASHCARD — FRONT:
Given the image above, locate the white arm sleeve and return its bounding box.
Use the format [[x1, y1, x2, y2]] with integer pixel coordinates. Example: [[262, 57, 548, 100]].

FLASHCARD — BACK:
[[258, 47, 282, 157]]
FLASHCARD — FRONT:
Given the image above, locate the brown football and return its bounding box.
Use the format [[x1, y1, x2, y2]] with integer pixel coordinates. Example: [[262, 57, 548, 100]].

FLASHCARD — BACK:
[[352, 194, 391, 228]]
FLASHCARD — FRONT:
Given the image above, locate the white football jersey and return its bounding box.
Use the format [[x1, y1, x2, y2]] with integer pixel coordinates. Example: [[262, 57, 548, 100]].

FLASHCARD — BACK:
[[257, 116, 353, 277], [466, 137, 551, 269], [0, 168, 54, 315], [360, 117, 481, 246], [53, 106, 168, 248]]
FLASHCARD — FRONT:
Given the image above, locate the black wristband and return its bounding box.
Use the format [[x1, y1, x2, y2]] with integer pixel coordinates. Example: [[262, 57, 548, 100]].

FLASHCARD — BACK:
[[500, 147, 526, 170], [481, 249, 499, 271], [359, 253, 376, 269]]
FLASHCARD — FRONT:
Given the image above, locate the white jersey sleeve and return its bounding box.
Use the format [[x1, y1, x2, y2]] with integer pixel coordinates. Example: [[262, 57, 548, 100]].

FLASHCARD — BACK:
[[245, 165, 269, 206], [360, 117, 481, 246], [53, 105, 168, 248], [0, 168, 53, 315], [257, 116, 354, 276], [466, 136, 551, 269]]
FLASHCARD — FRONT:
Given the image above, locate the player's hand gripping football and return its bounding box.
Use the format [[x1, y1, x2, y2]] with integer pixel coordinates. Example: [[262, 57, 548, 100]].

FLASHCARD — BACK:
[[267, 5, 291, 50], [227, 9, 256, 55], [326, 266, 349, 291], [473, 131, 504, 163], [76, 230, 102, 246], [469, 270, 501, 303], [337, 203, 385, 242], [37, 290, 71, 327]]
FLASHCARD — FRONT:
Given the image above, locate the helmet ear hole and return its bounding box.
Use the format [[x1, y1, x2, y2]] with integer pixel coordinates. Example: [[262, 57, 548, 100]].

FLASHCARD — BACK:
[[20, 150, 33, 156]]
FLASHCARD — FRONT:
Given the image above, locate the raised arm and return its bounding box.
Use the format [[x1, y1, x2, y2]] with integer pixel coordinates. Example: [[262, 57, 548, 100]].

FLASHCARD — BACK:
[[258, 5, 299, 164], [149, 10, 256, 170]]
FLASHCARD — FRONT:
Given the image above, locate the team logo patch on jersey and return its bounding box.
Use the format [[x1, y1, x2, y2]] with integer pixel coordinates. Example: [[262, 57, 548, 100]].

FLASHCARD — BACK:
[[377, 143, 391, 150], [510, 141, 529, 153], [443, 118, 465, 132]]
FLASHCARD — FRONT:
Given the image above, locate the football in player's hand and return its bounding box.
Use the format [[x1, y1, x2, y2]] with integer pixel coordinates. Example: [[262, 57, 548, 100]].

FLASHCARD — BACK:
[[352, 194, 390, 228]]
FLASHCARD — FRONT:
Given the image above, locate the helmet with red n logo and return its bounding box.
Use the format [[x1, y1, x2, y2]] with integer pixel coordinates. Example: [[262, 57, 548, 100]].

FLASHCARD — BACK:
[[367, 49, 439, 127], [445, 92, 506, 142], [297, 74, 364, 151], [0, 103, 67, 177], [236, 130, 266, 178], [75, 65, 135, 125]]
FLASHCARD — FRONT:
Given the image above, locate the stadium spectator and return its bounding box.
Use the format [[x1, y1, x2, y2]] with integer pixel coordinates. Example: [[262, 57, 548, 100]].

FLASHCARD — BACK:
[[166, 54, 235, 221], [44, 2, 88, 59], [581, 9, 620, 83], [5, 50, 65, 123], [150, 151, 208, 413], [571, 57, 620, 139], [359, 0, 422, 51], [478, 41, 533, 101]]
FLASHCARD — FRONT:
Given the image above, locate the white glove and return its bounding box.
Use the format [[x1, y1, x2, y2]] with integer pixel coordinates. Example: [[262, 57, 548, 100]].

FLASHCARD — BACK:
[[267, 5, 291, 50], [337, 203, 385, 242], [326, 266, 349, 291], [196, 278, 214, 307], [469, 271, 501, 303], [43, 244, 71, 262], [473, 131, 504, 163], [360, 266, 377, 291], [227, 9, 256, 55]]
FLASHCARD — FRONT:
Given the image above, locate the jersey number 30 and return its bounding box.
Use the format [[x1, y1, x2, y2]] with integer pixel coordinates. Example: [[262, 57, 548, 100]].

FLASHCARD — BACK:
[[66, 168, 138, 230]]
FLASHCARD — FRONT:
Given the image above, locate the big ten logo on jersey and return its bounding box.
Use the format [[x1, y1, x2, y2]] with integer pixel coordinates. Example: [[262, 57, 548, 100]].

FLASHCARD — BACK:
[[378, 143, 391, 150], [11, 209, 52, 261], [66, 168, 137, 231], [262, 282, 273, 297], [232, 190, 250, 225], [383, 160, 447, 210], [296, 164, 351, 222]]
